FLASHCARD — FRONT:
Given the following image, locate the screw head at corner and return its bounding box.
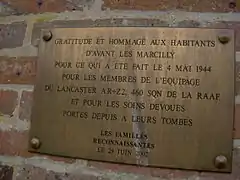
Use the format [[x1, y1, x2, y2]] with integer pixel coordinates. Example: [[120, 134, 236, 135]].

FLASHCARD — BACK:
[[30, 137, 41, 149], [42, 31, 52, 42], [214, 155, 228, 169], [218, 36, 230, 44]]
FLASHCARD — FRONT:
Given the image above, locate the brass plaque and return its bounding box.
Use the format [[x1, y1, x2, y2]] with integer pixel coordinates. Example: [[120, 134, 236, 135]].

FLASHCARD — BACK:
[[29, 27, 235, 172]]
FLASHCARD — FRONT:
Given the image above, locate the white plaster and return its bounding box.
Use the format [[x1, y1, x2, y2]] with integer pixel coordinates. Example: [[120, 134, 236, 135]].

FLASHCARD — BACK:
[[235, 96, 240, 104], [82, 0, 104, 21], [0, 117, 29, 131], [1, 10, 240, 24], [0, 84, 34, 91], [23, 20, 34, 45], [0, 86, 32, 131], [236, 52, 240, 62], [0, 45, 37, 57], [234, 139, 240, 148], [0, 9, 240, 57], [132, 108, 149, 166]]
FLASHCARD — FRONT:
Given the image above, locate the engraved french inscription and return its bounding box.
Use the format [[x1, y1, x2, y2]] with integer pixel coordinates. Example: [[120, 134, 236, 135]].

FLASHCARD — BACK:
[[29, 28, 235, 173]]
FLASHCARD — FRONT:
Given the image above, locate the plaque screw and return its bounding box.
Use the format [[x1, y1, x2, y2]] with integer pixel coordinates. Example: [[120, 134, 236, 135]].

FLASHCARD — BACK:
[[30, 138, 41, 149], [218, 36, 230, 44], [42, 31, 52, 41], [214, 155, 228, 169]]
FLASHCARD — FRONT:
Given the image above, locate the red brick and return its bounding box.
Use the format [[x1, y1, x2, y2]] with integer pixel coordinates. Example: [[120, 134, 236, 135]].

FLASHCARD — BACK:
[[0, 0, 94, 15], [234, 105, 240, 138], [0, 165, 13, 180], [19, 91, 33, 121], [0, 22, 27, 49], [0, 129, 75, 164], [1, 0, 67, 14], [0, 57, 37, 84], [103, 0, 240, 12], [0, 90, 18, 116], [0, 130, 28, 156]]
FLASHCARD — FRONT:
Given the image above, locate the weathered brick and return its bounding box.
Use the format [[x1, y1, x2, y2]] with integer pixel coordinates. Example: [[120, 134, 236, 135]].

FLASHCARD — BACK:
[[0, 165, 13, 180], [103, 0, 240, 12], [0, 0, 95, 15], [0, 2, 21, 16], [235, 105, 240, 138], [0, 22, 27, 49], [178, 20, 201, 27], [15, 165, 109, 180], [65, 0, 96, 11], [150, 168, 175, 178], [208, 21, 240, 51], [88, 162, 197, 179], [0, 57, 37, 85], [46, 171, 109, 180], [7, 150, 240, 180], [87, 163, 197, 179], [19, 91, 33, 121], [0, 130, 28, 156], [0, 129, 75, 163], [88, 161, 152, 176], [1, 0, 67, 14], [170, 170, 199, 179], [15, 165, 47, 180], [123, 19, 169, 27], [0, 90, 18, 116], [199, 173, 236, 180], [86, 164, 160, 178]]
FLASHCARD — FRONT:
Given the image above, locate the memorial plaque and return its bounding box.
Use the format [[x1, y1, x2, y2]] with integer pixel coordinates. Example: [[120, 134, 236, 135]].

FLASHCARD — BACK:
[[29, 27, 235, 172]]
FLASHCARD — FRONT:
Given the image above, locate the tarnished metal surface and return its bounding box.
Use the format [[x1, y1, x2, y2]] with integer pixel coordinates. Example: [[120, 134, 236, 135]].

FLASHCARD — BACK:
[[29, 27, 235, 172]]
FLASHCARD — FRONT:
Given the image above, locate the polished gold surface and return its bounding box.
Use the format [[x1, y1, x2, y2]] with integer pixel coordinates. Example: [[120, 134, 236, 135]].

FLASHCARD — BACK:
[[29, 27, 235, 172]]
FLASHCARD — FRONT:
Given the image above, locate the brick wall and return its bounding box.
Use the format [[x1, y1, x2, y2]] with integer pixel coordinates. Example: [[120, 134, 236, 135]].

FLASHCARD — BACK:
[[0, 0, 240, 179]]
